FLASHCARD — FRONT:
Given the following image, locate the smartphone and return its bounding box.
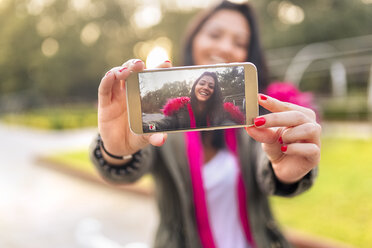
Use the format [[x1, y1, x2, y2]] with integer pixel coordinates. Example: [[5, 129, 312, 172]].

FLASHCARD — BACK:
[[126, 62, 258, 134]]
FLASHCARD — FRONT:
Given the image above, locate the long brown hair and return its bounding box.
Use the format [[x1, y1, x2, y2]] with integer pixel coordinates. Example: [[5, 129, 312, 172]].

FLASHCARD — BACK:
[[190, 71, 224, 127]]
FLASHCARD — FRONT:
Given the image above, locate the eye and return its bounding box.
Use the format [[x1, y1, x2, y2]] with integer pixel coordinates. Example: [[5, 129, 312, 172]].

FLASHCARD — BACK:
[[234, 40, 247, 49], [207, 31, 221, 40], [234, 37, 248, 49], [236, 43, 246, 49]]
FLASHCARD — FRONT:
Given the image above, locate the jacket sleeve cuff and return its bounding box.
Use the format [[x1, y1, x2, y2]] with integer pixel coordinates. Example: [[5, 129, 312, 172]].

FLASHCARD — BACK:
[[89, 134, 153, 184], [256, 152, 318, 197]]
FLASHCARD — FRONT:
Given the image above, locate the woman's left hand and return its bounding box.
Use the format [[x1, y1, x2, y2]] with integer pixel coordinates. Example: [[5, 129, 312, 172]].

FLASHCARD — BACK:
[[245, 94, 321, 184]]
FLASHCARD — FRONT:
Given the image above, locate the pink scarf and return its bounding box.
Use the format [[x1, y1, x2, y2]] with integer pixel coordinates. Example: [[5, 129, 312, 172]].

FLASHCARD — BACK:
[[185, 129, 255, 248]]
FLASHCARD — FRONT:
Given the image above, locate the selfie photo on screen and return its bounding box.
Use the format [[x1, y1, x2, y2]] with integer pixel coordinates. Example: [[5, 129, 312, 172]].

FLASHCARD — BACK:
[[139, 66, 246, 132]]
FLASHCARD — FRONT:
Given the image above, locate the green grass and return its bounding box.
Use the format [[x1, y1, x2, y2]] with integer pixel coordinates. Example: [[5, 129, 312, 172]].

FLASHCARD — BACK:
[[46, 137, 372, 246], [271, 137, 372, 247], [47, 150, 97, 176], [1, 105, 97, 130], [46, 149, 154, 191]]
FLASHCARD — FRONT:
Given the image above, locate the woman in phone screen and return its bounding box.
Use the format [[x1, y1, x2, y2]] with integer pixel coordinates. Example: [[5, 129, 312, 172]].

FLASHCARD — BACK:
[[143, 71, 244, 132], [91, 1, 321, 248]]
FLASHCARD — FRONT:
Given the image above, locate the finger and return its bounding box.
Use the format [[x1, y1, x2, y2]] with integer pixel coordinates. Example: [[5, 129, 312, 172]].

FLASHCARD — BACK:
[[155, 60, 172, 68], [98, 70, 117, 107], [148, 133, 167, 147], [113, 66, 131, 81], [114, 59, 145, 96], [280, 143, 320, 164], [253, 111, 311, 129], [281, 122, 321, 145], [259, 94, 316, 121], [122, 59, 145, 72], [245, 126, 280, 144]]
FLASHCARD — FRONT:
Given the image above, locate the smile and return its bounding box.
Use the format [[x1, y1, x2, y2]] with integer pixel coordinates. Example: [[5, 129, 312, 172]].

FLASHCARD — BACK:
[[209, 55, 227, 63], [199, 91, 210, 96]]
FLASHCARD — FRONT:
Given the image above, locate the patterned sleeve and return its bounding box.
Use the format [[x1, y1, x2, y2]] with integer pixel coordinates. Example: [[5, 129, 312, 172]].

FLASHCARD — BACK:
[[89, 134, 156, 184]]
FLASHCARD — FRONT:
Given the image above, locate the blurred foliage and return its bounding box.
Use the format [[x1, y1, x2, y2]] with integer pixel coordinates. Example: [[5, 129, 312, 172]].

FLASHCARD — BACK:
[[253, 0, 372, 48], [141, 80, 191, 113], [218, 66, 245, 96], [0, 0, 371, 115], [320, 92, 370, 121], [1, 104, 97, 129]]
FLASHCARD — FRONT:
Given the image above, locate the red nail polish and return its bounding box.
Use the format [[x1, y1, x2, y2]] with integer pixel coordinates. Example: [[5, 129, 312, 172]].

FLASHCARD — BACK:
[[134, 59, 143, 64], [119, 67, 127, 73], [279, 136, 283, 144], [164, 60, 171, 63], [105, 71, 111, 76], [260, 94, 267, 100], [254, 117, 266, 127], [281, 145, 287, 152]]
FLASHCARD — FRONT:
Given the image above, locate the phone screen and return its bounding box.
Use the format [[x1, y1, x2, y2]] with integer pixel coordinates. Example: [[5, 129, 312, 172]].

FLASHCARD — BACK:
[[138, 65, 250, 132]]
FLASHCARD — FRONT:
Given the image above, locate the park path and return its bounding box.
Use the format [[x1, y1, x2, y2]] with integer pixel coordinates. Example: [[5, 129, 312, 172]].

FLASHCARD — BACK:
[[0, 123, 157, 248]]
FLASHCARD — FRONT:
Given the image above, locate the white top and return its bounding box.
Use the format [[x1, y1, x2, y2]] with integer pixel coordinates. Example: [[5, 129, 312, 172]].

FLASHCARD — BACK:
[[202, 149, 249, 248]]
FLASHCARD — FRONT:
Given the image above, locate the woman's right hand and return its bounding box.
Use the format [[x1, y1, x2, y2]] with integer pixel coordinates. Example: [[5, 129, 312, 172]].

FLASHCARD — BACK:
[[98, 59, 170, 161]]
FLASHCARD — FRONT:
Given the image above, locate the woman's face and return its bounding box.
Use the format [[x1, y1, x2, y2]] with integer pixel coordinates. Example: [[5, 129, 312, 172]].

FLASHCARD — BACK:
[[192, 9, 250, 65], [195, 75, 215, 102]]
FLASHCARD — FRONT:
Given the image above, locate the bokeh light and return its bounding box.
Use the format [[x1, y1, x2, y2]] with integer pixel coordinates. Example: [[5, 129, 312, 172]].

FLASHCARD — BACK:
[[0, 0, 10, 12], [36, 16, 56, 37], [134, 37, 173, 68], [80, 22, 101, 46], [87, 1, 106, 18], [27, 0, 55, 16], [132, 5, 162, 29], [69, 0, 90, 12], [277, 1, 305, 25], [41, 37, 59, 57], [146, 46, 169, 69]]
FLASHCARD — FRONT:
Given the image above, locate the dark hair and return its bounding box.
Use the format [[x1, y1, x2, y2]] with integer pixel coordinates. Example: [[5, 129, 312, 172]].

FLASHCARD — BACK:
[[190, 71, 223, 126], [182, 0, 269, 92]]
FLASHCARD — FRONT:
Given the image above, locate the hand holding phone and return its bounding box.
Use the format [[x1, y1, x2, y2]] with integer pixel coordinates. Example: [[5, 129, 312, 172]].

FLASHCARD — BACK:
[[97, 59, 169, 160], [126, 63, 258, 134]]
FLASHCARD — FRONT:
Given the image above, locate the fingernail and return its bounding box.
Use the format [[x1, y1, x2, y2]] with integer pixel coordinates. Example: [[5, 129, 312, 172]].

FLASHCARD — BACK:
[[105, 71, 111, 76], [281, 145, 287, 152], [119, 67, 127, 73], [134, 59, 143, 64], [279, 136, 283, 144], [164, 60, 171, 63], [254, 117, 266, 127], [260, 94, 268, 100]]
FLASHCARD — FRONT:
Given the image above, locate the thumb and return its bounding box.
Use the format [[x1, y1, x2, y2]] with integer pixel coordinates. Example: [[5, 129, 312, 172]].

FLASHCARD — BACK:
[[148, 133, 167, 147], [244, 126, 278, 144]]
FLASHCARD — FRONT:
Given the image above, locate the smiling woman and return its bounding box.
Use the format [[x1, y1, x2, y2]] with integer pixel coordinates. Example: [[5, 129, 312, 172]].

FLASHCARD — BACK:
[[141, 70, 244, 132], [194, 74, 215, 102], [192, 9, 250, 65], [90, 1, 321, 248]]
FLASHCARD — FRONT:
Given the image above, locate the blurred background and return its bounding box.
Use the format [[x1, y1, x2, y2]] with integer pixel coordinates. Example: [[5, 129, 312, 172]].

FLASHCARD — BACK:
[[0, 0, 371, 247]]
